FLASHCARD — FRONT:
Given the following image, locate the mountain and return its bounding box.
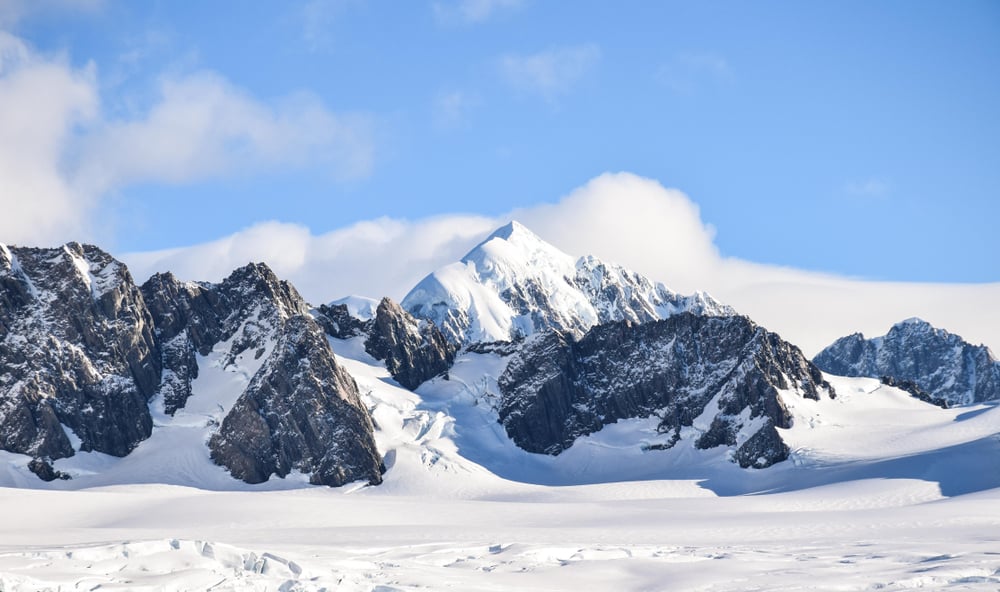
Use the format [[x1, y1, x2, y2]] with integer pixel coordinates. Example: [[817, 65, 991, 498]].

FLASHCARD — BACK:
[[0, 243, 160, 472], [813, 318, 1000, 406], [141, 264, 384, 486], [498, 313, 834, 468], [402, 221, 732, 346], [0, 243, 383, 486]]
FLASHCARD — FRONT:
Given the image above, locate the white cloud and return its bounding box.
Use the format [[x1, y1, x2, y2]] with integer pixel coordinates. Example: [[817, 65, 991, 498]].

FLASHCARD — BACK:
[[123, 216, 498, 307], [433, 0, 523, 25], [0, 32, 375, 247], [120, 172, 1000, 357], [0, 32, 97, 245], [500, 44, 600, 102], [75, 71, 374, 195]]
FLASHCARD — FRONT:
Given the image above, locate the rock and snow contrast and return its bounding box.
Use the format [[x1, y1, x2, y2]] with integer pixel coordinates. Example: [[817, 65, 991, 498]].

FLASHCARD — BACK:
[[402, 221, 732, 346], [1, 225, 999, 591], [497, 313, 833, 468], [0, 244, 383, 487], [814, 317, 1000, 406]]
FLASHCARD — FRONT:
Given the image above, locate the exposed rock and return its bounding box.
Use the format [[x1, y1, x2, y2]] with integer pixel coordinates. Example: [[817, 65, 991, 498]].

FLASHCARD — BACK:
[[0, 243, 160, 460], [813, 318, 1000, 406], [497, 313, 834, 468], [313, 303, 368, 340], [140, 264, 311, 413], [403, 221, 734, 346], [27, 458, 71, 482], [209, 315, 383, 486], [364, 298, 456, 390], [314, 297, 456, 390], [880, 375, 948, 409]]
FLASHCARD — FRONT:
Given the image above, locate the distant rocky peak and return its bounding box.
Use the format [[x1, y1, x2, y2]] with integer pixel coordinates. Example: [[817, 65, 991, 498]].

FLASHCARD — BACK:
[[220, 261, 308, 320], [814, 318, 1000, 406], [402, 221, 734, 346]]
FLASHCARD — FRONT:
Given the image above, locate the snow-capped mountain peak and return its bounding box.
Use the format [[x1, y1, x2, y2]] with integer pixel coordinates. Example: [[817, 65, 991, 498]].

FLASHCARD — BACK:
[[402, 221, 734, 345]]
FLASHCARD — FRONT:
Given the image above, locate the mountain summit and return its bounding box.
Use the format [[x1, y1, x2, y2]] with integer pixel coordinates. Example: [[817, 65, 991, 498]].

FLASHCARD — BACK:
[[401, 221, 733, 345]]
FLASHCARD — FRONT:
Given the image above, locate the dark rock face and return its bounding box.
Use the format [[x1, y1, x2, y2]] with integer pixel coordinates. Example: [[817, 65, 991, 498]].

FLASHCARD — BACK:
[[813, 318, 1000, 406], [364, 298, 455, 390], [141, 263, 384, 486], [0, 243, 160, 460], [140, 264, 311, 414], [1, 245, 384, 487], [27, 458, 71, 481], [498, 313, 834, 468], [880, 375, 948, 409], [314, 297, 456, 391], [209, 315, 383, 486], [313, 303, 368, 340]]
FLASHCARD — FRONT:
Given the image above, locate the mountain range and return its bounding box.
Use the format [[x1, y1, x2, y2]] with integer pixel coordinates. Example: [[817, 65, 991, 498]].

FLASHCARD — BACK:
[[0, 223, 997, 488]]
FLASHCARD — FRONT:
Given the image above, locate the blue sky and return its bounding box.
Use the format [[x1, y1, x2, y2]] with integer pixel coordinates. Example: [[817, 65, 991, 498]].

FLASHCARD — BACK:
[[2, 0, 999, 283]]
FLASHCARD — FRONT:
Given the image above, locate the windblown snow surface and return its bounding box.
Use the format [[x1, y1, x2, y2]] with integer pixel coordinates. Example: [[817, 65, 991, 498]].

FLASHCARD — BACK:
[[1, 339, 999, 591]]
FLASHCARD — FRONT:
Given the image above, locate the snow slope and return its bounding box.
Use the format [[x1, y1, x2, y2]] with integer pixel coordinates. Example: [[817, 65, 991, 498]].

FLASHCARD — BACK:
[[402, 221, 733, 345]]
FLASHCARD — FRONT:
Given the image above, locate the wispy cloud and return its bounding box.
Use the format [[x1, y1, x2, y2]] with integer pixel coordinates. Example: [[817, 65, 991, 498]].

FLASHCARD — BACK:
[[499, 44, 601, 102], [657, 51, 733, 95], [433, 0, 523, 25], [0, 0, 104, 27], [845, 178, 891, 199], [432, 89, 479, 129], [0, 31, 376, 247], [299, 0, 362, 52]]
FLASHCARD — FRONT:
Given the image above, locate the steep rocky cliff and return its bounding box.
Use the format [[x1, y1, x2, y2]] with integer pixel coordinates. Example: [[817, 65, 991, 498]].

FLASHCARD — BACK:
[[0, 243, 160, 461], [498, 313, 834, 468], [209, 315, 383, 486], [364, 298, 455, 390]]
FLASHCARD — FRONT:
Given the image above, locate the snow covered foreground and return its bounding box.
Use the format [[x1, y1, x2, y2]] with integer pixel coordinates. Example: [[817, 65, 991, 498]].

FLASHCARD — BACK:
[[1, 339, 1000, 590]]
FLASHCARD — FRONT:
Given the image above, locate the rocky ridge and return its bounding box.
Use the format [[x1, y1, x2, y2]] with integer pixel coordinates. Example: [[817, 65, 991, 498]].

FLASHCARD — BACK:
[[0, 243, 383, 486], [498, 313, 834, 468], [813, 318, 1000, 406], [402, 221, 733, 346]]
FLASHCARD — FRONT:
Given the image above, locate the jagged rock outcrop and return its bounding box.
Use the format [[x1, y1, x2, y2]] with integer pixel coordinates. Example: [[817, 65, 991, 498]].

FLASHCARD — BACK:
[[402, 221, 733, 346], [880, 375, 948, 409], [208, 315, 383, 486], [140, 264, 311, 413], [364, 298, 456, 390], [314, 297, 456, 390], [141, 263, 384, 486], [497, 313, 834, 468], [313, 302, 368, 340], [0, 243, 160, 460], [813, 318, 1000, 406]]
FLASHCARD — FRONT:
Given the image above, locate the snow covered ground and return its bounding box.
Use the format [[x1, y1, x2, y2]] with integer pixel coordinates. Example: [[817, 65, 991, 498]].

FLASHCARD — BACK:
[[1, 340, 999, 590]]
